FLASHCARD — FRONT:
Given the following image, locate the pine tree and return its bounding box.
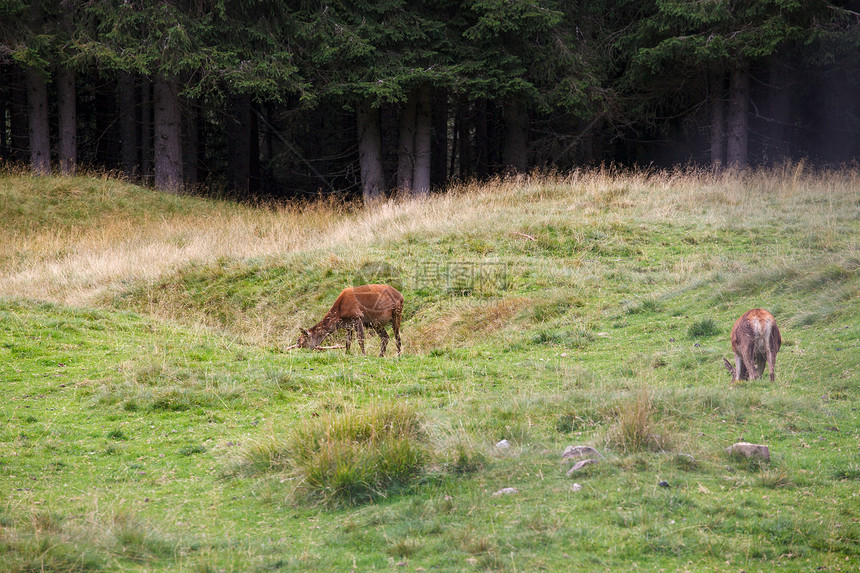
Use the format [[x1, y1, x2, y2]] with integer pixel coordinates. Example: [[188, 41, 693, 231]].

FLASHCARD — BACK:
[[295, 0, 456, 201], [618, 0, 833, 168], [75, 0, 302, 193]]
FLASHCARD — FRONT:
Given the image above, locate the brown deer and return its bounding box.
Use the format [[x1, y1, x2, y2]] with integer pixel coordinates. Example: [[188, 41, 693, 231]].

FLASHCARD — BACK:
[[291, 284, 403, 356], [723, 309, 781, 382]]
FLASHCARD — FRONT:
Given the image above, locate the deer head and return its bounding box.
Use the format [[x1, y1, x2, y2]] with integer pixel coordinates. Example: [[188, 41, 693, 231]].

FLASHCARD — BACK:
[[723, 357, 739, 381], [296, 327, 327, 349]]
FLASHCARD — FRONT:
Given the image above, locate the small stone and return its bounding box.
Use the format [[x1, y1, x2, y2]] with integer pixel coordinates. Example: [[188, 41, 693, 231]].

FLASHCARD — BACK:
[[726, 442, 770, 461], [562, 445, 603, 459], [492, 487, 519, 496], [658, 480, 669, 488], [571, 483, 583, 492], [495, 439, 511, 449], [566, 458, 598, 476]]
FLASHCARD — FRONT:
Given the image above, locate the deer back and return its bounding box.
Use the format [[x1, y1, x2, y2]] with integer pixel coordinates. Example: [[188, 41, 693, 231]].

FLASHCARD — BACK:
[[346, 284, 404, 324], [730, 309, 780, 355]]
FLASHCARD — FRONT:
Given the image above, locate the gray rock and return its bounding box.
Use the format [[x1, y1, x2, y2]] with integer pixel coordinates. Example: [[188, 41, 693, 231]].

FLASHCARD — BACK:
[[570, 483, 583, 492], [495, 439, 511, 449], [492, 487, 519, 496], [562, 445, 603, 460], [566, 458, 598, 476], [726, 442, 770, 461]]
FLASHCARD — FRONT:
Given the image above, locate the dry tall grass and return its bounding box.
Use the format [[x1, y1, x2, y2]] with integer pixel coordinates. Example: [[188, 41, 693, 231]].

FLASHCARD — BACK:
[[1, 166, 857, 309]]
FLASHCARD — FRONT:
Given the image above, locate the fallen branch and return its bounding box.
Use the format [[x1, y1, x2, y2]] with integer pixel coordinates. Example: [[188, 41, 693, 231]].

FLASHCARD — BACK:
[[315, 344, 346, 351], [512, 231, 536, 241]]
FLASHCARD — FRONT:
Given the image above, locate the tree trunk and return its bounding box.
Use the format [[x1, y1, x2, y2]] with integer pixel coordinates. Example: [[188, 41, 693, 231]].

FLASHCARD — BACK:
[[0, 68, 7, 161], [196, 104, 209, 186], [431, 89, 448, 189], [458, 99, 472, 179], [766, 55, 793, 165], [57, 67, 77, 175], [140, 76, 153, 185], [57, 1, 76, 176], [476, 98, 489, 179], [356, 99, 385, 204], [228, 93, 252, 195], [709, 68, 726, 168], [26, 67, 51, 175], [726, 66, 749, 169], [397, 90, 416, 192], [449, 110, 459, 180], [503, 97, 529, 172], [8, 65, 29, 164], [118, 72, 139, 180], [412, 84, 432, 196], [154, 75, 183, 193], [183, 98, 199, 188], [95, 81, 120, 169], [249, 105, 260, 195]]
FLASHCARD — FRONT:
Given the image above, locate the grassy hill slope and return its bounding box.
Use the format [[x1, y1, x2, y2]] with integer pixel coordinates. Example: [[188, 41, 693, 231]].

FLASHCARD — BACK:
[[1, 167, 859, 571]]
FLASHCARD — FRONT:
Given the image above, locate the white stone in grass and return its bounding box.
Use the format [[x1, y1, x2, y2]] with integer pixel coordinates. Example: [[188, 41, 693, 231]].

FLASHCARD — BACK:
[[562, 445, 603, 459], [726, 442, 770, 461], [492, 487, 519, 496], [571, 483, 583, 492], [566, 458, 598, 476], [495, 439, 511, 449]]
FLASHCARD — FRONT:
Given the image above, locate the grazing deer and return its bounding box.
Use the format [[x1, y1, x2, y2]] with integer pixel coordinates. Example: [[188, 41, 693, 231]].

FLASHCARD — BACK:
[[723, 309, 781, 382], [291, 284, 403, 356]]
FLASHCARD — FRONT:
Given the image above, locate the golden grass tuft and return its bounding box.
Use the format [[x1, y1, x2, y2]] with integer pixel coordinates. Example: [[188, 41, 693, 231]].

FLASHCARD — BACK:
[[606, 387, 671, 453]]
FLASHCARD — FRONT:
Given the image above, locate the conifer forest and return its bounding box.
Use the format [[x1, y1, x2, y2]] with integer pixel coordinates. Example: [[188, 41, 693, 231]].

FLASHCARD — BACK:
[[1, 1, 859, 201]]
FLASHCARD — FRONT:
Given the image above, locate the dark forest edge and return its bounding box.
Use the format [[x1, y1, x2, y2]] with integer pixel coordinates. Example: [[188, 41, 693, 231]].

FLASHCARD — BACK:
[[1, 0, 859, 203]]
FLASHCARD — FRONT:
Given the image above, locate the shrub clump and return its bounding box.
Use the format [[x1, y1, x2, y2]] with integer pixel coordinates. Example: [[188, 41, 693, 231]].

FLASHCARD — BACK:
[[288, 403, 427, 506], [688, 317, 720, 338], [607, 388, 670, 453]]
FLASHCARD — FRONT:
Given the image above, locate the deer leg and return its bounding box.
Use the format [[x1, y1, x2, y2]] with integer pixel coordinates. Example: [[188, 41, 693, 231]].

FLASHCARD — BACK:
[[374, 326, 389, 357], [724, 357, 738, 380], [767, 347, 777, 382], [356, 320, 366, 355], [741, 344, 759, 380], [344, 324, 353, 354], [755, 354, 766, 382], [393, 306, 402, 355], [734, 354, 745, 381]]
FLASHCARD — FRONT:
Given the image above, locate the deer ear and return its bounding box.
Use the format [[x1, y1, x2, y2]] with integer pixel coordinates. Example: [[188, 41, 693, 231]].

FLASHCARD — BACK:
[[300, 328, 310, 336], [723, 358, 736, 375]]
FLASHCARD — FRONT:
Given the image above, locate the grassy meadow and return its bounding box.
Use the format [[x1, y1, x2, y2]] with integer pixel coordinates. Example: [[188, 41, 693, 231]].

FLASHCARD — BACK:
[[1, 166, 859, 571]]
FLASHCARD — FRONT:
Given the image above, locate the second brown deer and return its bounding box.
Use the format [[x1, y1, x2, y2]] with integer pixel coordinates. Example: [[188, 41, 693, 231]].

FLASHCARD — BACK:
[[291, 284, 403, 356], [723, 309, 781, 382]]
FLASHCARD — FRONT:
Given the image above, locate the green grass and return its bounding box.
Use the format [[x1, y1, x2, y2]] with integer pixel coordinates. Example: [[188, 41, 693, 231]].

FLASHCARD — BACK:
[[1, 168, 859, 571]]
